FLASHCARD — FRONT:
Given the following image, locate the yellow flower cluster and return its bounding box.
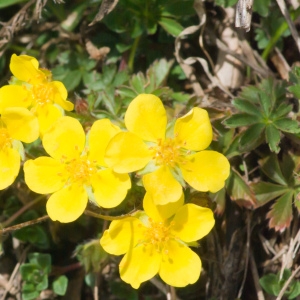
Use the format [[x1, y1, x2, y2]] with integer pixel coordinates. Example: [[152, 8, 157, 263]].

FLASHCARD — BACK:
[[0, 54, 230, 289]]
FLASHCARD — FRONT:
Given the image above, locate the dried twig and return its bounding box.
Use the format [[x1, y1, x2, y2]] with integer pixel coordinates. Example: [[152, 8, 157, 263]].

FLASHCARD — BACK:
[[276, 0, 300, 54], [276, 265, 300, 300]]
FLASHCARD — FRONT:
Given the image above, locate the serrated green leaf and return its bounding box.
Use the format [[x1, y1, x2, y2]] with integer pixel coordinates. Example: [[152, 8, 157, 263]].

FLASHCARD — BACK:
[[267, 190, 294, 231], [271, 103, 293, 119], [171, 92, 190, 102], [265, 124, 281, 153], [223, 114, 261, 128], [258, 91, 272, 117], [274, 118, 300, 134], [239, 86, 261, 104], [252, 182, 288, 206], [259, 273, 281, 296], [239, 123, 265, 152], [232, 99, 261, 116], [226, 169, 256, 207], [130, 73, 146, 93], [288, 85, 300, 98], [52, 275, 68, 296], [259, 154, 287, 185], [159, 17, 183, 37], [117, 86, 137, 99]]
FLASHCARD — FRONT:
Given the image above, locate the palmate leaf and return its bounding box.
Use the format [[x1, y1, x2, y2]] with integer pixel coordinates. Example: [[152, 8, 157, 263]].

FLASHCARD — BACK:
[[267, 191, 294, 232], [259, 154, 288, 185], [251, 182, 288, 206], [239, 123, 265, 152]]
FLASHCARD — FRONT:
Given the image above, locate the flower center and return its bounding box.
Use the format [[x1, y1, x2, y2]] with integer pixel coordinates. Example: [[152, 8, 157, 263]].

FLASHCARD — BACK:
[[143, 219, 174, 253], [0, 128, 12, 150], [64, 156, 97, 186], [31, 83, 54, 106], [151, 138, 185, 168]]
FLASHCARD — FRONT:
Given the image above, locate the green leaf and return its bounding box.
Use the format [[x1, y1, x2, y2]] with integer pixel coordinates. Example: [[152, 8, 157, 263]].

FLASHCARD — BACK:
[[130, 73, 146, 93], [22, 291, 40, 300], [271, 103, 293, 119], [232, 99, 261, 116], [239, 123, 265, 152], [52, 275, 68, 296], [288, 85, 300, 98], [226, 169, 256, 208], [267, 191, 294, 231], [288, 280, 300, 299], [163, 0, 195, 17], [36, 275, 48, 291], [13, 225, 49, 249], [171, 92, 190, 102], [214, 0, 238, 7], [28, 253, 51, 273], [158, 17, 183, 37], [259, 154, 288, 185], [259, 273, 281, 296], [274, 118, 300, 134], [223, 114, 261, 128], [117, 86, 137, 98], [210, 187, 226, 215], [252, 182, 288, 206], [253, 0, 271, 17], [265, 124, 281, 153], [0, 0, 27, 8]]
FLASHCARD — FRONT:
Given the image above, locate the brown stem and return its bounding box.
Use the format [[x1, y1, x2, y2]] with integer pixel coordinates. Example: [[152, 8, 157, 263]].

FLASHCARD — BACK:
[[0, 215, 49, 234]]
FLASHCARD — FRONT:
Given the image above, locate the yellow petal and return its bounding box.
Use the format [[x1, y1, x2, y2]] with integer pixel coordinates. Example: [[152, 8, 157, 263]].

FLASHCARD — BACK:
[[171, 204, 215, 242], [105, 132, 152, 173], [10, 54, 45, 84], [0, 148, 20, 190], [120, 243, 161, 289], [174, 107, 212, 151], [0, 85, 31, 112], [100, 217, 144, 255], [91, 168, 131, 208], [143, 166, 182, 205], [2, 107, 39, 143], [36, 104, 62, 136], [125, 94, 167, 142], [51, 81, 74, 111], [88, 119, 121, 166], [42, 116, 85, 160], [143, 192, 184, 222], [46, 184, 87, 223], [180, 151, 230, 193], [24, 157, 67, 194], [159, 240, 201, 287]]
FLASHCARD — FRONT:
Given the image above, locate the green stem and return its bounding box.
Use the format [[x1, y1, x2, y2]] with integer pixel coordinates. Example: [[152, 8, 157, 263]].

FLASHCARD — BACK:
[[262, 8, 300, 60], [84, 209, 136, 221], [128, 36, 141, 72]]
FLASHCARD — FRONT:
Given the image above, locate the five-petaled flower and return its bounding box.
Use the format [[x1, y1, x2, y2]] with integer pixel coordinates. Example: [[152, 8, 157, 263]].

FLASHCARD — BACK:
[[105, 94, 230, 205], [0, 54, 74, 136], [0, 107, 39, 190], [100, 192, 215, 289], [24, 116, 131, 223]]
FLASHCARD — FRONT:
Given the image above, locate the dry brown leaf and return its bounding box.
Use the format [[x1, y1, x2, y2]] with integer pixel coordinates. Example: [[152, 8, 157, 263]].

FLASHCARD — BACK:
[[89, 0, 119, 26]]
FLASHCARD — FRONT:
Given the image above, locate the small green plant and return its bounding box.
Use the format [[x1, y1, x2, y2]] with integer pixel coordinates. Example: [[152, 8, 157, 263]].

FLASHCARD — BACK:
[[20, 253, 68, 300], [260, 269, 300, 299]]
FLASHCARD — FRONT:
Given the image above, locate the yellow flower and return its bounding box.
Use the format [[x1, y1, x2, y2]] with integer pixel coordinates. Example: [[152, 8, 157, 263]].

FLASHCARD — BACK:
[[0, 107, 39, 190], [24, 116, 131, 223], [105, 94, 230, 205], [0, 54, 74, 135], [100, 192, 215, 289]]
